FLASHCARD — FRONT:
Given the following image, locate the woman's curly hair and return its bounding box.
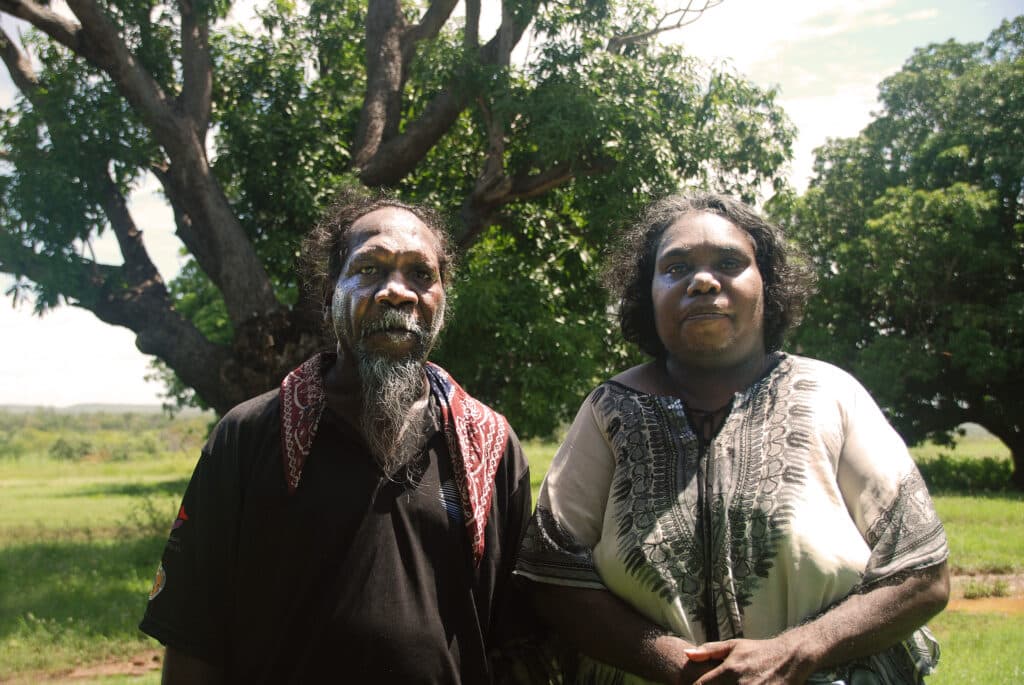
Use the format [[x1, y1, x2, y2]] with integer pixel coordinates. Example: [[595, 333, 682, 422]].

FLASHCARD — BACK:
[[299, 187, 455, 333], [603, 192, 815, 357]]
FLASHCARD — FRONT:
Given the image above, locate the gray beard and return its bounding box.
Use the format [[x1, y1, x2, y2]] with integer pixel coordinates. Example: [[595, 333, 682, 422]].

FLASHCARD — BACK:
[[349, 305, 446, 479], [356, 354, 429, 480]]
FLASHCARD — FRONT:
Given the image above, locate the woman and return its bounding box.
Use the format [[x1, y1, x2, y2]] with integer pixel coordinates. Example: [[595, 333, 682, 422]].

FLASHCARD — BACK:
[[516, 193, 949, 684]]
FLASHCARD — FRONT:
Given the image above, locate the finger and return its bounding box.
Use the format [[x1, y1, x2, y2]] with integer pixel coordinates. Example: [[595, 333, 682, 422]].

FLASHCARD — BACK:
[[685, 641, 733, 661], [692, 662, 728, 685]]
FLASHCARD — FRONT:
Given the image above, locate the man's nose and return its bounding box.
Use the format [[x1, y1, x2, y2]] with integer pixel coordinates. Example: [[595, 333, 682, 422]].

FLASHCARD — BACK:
[[687, 270, 721, 295], [375, 272, 418, 307]]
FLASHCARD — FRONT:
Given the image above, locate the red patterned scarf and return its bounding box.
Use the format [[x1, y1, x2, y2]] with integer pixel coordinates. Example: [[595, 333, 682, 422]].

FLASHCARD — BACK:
[[279, 352, 509, 566]]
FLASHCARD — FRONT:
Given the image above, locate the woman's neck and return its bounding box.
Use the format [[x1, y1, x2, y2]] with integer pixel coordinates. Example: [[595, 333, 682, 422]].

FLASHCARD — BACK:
[[662, 352, 771, 411]]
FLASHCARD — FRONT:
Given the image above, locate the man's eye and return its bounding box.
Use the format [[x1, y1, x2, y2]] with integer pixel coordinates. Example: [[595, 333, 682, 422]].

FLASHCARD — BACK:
[[414, 268, 436, 283], [358, 265, 378, 276], [719, 258, 742, 271]]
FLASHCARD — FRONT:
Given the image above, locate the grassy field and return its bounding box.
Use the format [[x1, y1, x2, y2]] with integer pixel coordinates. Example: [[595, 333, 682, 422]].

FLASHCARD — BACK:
[[0, 413, 1021, 682]]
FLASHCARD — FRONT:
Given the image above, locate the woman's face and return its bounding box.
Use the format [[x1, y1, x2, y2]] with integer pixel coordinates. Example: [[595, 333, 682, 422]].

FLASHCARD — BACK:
[[651, 211, 766, 368]]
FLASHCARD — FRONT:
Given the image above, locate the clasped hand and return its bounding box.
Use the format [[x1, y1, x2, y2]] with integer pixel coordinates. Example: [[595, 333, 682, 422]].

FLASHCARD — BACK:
[[678, 635, 813, 685]]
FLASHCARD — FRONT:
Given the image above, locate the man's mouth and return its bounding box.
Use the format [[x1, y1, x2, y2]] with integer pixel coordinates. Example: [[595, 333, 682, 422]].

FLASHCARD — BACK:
[[362, 314, 423, 340]]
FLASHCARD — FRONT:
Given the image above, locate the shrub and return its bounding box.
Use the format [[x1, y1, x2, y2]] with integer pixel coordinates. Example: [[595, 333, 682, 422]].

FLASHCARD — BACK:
[[915, 453, 1013, 494], [962, 578, 1010, 599], [48, 438, 93, 461]]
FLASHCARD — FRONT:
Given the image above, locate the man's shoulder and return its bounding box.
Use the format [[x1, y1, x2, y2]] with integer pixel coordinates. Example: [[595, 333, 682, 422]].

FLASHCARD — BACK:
[[220, 388, 281, 428], [206, 388, 281, 453]]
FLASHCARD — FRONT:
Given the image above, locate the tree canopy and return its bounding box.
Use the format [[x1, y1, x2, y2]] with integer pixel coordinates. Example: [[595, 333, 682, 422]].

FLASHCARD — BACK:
[[772, 17, 1024, 487], [0, 0, 793, 435]]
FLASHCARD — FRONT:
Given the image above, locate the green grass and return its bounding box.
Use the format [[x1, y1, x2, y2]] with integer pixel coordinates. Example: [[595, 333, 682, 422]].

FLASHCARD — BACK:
[[522, 438, 557, 501], [0, 535, 167, 675], [927, 611, 1024, 684], [910, 434, 1010, 461], [0, 454, 194, 677], [932, 493, 1024, 574], [1, 415, 1021, 682], [0, 411, 204, 680]]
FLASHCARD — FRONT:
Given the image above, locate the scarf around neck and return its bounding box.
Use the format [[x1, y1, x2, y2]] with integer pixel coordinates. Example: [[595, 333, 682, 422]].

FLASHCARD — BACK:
[[279, 352, 509, 566]]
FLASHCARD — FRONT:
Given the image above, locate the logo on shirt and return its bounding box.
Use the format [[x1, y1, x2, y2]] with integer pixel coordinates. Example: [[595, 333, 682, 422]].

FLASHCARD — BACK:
[[148, 563, 166, 601], [171, 505, 189, 530]]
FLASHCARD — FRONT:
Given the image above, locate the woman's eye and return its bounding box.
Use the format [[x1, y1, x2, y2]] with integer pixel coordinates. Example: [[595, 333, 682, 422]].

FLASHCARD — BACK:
[[666, 263, 691, 275]]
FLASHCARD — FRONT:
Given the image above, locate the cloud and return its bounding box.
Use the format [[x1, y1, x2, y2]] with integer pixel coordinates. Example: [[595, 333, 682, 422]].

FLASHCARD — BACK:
[[0, 294, 165, 406], [779, 87, 881, 189]]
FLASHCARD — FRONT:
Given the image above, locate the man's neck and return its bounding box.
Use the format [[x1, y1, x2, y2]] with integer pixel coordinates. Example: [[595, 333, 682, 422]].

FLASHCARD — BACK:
[[322, 351, 362, 422], [321, 350, 431, 424]]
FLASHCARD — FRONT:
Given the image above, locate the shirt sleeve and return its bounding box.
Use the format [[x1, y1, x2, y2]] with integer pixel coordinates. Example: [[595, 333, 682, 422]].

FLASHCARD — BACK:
[[515, 391, 616, 589], [138, 418, 243, 665], [834, 372, 949, 586]]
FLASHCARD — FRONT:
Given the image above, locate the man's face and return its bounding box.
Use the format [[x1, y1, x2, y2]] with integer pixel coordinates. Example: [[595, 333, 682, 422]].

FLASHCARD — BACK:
[[331, 207, 447, 364]]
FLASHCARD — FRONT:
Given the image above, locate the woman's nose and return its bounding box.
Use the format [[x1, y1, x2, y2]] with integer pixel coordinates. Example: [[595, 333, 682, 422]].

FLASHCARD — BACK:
[[687, 270, 721, 295]]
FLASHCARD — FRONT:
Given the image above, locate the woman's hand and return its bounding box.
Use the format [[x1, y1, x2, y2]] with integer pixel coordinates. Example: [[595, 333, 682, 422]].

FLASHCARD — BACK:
[[683, 635, 813, 685]]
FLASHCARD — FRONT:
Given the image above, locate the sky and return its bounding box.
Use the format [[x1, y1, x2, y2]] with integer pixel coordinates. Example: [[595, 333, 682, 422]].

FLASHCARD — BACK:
[[0, 0, 1019, 407]]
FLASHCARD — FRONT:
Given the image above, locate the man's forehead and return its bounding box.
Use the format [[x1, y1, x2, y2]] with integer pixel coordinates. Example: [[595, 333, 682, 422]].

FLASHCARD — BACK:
[[345, 207, 441, 260]]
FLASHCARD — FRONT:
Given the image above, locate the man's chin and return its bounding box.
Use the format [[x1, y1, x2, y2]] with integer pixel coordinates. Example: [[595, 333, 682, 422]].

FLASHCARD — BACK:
[[360, 349, 428, 367]]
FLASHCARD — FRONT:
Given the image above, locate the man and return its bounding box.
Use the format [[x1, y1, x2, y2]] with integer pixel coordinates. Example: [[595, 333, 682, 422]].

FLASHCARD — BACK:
[[140, 191, 532, 683]]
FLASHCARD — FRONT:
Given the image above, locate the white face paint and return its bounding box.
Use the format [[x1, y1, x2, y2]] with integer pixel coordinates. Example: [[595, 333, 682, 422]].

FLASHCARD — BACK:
[[327, 208, 448, 479], [329, 208, 446, 365]]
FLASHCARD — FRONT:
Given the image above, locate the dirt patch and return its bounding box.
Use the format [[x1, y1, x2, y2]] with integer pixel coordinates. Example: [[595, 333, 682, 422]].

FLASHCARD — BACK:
[[947, 572, 1024, 615], [950, 572, 1024, 598], [62, 650, 163, 679], [946, 596, 1024, 614], [7, 650, 163, 683]]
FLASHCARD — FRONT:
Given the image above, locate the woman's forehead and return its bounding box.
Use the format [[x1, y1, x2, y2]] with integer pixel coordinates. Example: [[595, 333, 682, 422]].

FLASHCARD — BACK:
[[657, 211, 755, 255]]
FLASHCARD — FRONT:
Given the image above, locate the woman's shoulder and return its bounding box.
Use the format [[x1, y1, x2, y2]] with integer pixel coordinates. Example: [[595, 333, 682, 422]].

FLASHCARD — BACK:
[[781, 353, 866, 394], [607, 361, 663, 395]]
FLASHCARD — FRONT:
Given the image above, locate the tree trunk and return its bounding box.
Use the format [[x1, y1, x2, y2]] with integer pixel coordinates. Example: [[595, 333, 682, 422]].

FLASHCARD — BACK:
[[981, 423, 1024, 491], [1009, 441, 1024, 491]]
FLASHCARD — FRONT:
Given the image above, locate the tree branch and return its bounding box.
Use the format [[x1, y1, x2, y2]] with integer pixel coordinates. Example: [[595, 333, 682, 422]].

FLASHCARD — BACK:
[[149, 163, 216, 274], [0, 0, 79, 49], [457, 155, 617, 249], [463, 0, 480, 49], [2, 22, 164, 302], [606, 0, 723, 53], [352, 0, 406, 166], [404, 0, 459, 52], [49, 0, 185, 146], [0, 226, 237, 409], [2, 0, 278, 324], [58, 0, 278, 322], [95, 169, 162, 285], [357, 0, 541, 187], [177, 0, 212, 135], [0, 24, 38, 93]]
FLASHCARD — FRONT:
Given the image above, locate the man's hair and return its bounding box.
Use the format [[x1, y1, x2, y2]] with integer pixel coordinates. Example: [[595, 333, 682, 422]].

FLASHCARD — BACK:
[[299, 188, 456, 328], [603, 192, 815, 357]]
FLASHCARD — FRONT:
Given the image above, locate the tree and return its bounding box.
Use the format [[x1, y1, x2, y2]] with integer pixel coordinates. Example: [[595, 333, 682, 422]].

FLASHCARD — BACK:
[[773, 17, 1024, 487], [0, 0, 793, 436]]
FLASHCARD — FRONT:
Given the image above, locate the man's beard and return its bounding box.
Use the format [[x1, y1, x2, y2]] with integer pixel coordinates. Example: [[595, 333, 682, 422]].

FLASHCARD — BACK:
[[345, 305, 445, 480]]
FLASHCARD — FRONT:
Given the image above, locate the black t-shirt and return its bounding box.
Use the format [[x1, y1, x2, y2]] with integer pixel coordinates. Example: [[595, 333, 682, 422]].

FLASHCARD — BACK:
[[140, 389, 531, 683]]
